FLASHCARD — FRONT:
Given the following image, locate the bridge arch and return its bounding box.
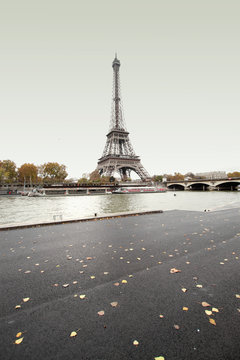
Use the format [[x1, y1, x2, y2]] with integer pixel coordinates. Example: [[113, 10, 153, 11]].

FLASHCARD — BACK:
[[215, 181, 240, 191], [167, 184, 185, 191], [186, 182, 210, 191]]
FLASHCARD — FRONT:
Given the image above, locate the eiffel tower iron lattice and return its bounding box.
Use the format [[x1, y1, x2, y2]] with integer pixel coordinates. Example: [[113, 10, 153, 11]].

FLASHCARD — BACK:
[[97, 55, 150, 181]]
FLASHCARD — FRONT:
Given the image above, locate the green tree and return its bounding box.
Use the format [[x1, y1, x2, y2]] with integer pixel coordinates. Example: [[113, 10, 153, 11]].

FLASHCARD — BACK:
[[78, 177, 89, 184], [18, 163, 38, 183], [39, 162, 68, 183], [152, 175, 163, 183], [0, 160, 17, 183]]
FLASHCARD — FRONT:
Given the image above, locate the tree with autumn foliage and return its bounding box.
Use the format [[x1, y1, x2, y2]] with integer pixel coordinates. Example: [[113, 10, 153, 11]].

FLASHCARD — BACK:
[[18, 163, 38, 183], [0, 160, 18, 183], [89, 169, 101, 183], [38, 162, 68, 183], [227, 171, 240, 178], [164, 172, 185, 181]]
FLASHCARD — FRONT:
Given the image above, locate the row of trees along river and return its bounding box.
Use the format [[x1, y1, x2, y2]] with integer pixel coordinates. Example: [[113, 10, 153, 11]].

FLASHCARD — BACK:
[[1, 160, 240, 185]]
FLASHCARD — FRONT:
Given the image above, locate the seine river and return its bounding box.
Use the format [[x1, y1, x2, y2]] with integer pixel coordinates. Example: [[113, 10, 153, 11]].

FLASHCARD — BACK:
[[1, 191, 240, 226]]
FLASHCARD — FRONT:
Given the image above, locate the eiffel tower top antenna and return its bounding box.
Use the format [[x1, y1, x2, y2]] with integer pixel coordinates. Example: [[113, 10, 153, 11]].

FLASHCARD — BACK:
[[112, 53, 122, 130]]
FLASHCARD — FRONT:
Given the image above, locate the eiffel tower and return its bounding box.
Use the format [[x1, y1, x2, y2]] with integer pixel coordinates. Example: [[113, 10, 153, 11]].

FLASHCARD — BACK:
[[97, 55, 150, 181]]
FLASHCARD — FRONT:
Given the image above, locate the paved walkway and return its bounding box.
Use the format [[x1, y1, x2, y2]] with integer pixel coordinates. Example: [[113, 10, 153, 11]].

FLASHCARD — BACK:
[[1, 209, 240, 359]]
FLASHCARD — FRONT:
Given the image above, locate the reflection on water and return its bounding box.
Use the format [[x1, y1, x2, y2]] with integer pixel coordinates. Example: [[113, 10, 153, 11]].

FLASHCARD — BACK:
[[0, 191, 240, 226]]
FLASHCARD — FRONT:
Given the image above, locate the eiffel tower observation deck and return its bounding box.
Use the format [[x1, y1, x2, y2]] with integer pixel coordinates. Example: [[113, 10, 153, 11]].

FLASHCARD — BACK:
[[97, 55, 150, 181]]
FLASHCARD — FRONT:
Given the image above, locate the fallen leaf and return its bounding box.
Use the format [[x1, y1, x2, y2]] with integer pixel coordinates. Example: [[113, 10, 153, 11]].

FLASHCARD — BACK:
[[24, 270, 31, 274], [86, 257, 92, 260], [159, 314, 164, 318], [70, 331, 77, 337], [79, 295, 86, 299], [212, 307, 219, 313], [114, 282, 120, 286], [236, 294, 240, 298], [174, 324, 180, 330], [110, 302, 118, 307], [205, 310, 212, 316], [23, 298, 30, 302], [15, 305, 21, 309], [181, 288, 187, 293], [15, 337, 24, 344], [72, 281, 78, 285], [16, 332, 22, 338], [104, 272, 109, 275], [155, 357, 165, 360], [201, 302, 211, 307], [98, 310, 105, 316], [183, 307, 188, 311], [62, 284, 69, 288], [90, 276, 95, 279], [170, 268, 181, 274], [196, 284, 203, 288], [122, 280, 127, 284], [133, 340, 139, 346], [209, 318, 216, 326]]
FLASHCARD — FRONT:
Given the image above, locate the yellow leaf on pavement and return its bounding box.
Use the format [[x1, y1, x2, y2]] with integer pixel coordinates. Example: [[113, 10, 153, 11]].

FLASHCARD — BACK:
[[209, 318, 216, 326], [15, 337, 24, 344], [70, 331, 77, 337], [23, 298, 30, 302], [79, 295, 86, 299], [98, 310, 105, 316], [122, 280, 127, 284], [155, 357, 165, 360], [133, 340, 139, 346], [205, 310, 212, 316], [181, 288, 187, 293], [202, 302, 211, 307], [16, 332, 22, 338], [183, 307, 188, 311], [110, 302, 118, 307], [236, 294, 240, 298], [212, 307, 219, 313]]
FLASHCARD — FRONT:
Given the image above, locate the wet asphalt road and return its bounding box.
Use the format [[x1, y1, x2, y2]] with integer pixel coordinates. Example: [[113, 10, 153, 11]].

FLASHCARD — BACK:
[[1, 209, 240, 360]]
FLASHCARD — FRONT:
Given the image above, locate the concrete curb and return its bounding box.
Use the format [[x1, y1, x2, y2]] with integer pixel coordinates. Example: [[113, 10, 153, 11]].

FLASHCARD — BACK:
[[0, 210, 163, 231]]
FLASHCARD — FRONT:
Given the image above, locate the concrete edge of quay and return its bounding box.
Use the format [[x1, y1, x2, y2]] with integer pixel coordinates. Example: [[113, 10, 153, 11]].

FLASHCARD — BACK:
[[0, 209, 164, 231]]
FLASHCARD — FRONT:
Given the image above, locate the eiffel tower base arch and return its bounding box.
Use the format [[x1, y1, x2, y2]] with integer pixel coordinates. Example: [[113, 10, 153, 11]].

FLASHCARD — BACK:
[[97, 157, 151, 182]]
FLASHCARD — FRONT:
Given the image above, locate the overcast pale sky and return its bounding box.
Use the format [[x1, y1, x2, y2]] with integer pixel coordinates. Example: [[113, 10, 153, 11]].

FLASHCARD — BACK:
[[0, 0, 239, 179]]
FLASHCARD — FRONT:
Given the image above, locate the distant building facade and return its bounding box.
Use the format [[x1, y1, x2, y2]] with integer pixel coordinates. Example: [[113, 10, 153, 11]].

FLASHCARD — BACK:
[[195, 171, 227, 179]]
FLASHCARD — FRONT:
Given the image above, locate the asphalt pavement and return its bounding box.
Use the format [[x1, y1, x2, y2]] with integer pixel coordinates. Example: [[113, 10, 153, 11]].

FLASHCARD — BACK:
[[1, 208, 240, 360]]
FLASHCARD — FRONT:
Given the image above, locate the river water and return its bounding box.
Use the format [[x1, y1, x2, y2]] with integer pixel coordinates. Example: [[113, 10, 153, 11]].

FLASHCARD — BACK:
[[0, 191, 240, 226]]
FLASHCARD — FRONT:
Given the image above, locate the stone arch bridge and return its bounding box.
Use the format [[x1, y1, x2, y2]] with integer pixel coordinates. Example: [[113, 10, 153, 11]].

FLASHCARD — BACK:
[[164, 178, 240, 191]]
